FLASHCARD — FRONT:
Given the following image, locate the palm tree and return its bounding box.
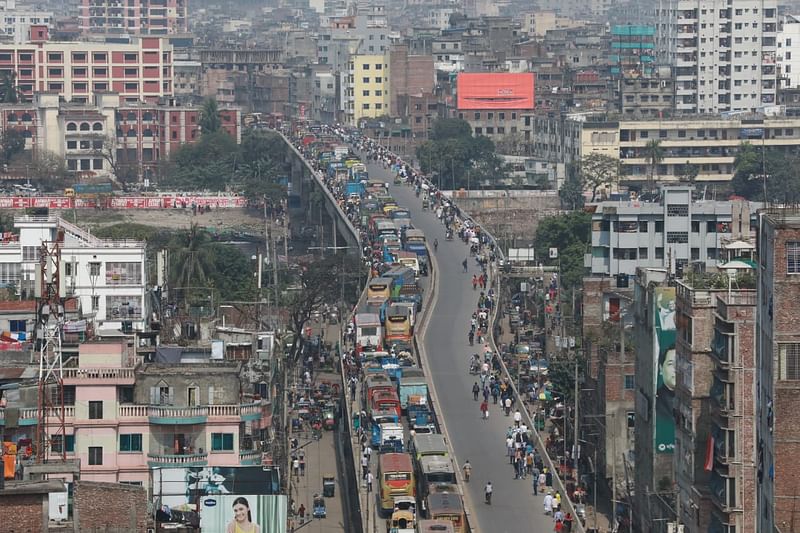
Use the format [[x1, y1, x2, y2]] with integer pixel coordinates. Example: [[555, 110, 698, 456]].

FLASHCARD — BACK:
[[199, 98, 222, 134], [645, 139, 664, 193], [169, 224, 215, 309]]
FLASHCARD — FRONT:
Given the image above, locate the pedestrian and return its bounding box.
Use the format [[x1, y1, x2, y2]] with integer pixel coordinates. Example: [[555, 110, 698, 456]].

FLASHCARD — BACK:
[[480, 399, 489, 419], [554, 509, 564, 522], [545, 467, 553, 487], [538, 471, 546, 493], [472, 275, 478, 290], [504, 397, 512, 416], [544, 492, 554, 515], [554, 491, 562, 512], [299, 454, 306, 476], [364, 445, 372, 463], [463, 258, 468, 272], [514, 409, 522, 427], [472, 382, 480, 401], [293, 457, 300, 478], [297, 503, 306, 521], [554, 519, 564, 533], [532, 466, 540, 495], [361, 454, 369, 478], [366, 471, 374, 492], [563, 513, 574, 533]]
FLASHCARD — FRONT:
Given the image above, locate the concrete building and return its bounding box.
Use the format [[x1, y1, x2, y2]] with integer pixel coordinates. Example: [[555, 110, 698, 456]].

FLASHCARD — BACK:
[[349, 53, 389, 125], [656, 0, 778, 113], [0, 215, 147, 329], [673, 275, 756, 533], [756, 211, 800, 532], [0, 28, 173, 103], [388, 43, 434, 118], [455, 72, 533, 139], [0, 7, 52, 43], [778, 14, 800, 88], [79, 0, 188, 36], [587, 186, 756, 277]]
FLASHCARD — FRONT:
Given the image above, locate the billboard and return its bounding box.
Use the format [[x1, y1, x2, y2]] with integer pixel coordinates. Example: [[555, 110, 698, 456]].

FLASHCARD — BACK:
[[152, 466, 281, 508], [653, 287, 676, 454], [200, 495, 287, 533], [456, 72, 535, 110]]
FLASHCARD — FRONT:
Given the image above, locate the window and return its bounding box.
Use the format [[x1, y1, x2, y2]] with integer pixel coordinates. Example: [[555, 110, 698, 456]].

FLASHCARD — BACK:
[[375, 64, 382, 70], [624, 375, 635, 390], [123, 53, 137, 61], [9, 319, 26, 333], [638, 221, 648, 232], [93, 159, 103, 170], [655, 247, 664, 259], [187, 386, 199, 407], [89, 400, 103, 419], [362, 64, 369, 70], [707, 221, 717, 233], [787, 242, 800, 273], [362, 103, 370, 110], [51, 434, 75, 454], [691, 221, 700, 233], [779, 343, 800, 379], [362, 77, 369, 83], [93, 52, 107, 61], [639, 247, 648, 260], [655, 221, 664, 233], [691, 247, 700, 260], [88, 446, 103, 465], [120, 433, 142, 452], [211, 433, 234, 451], [375, 77, 382, 83], [362, 90, 370, 96], [667, 232, 689, 244], [47, 52, 62, 62], [667, 204, 688, 216], [91, 295, 100, 311]]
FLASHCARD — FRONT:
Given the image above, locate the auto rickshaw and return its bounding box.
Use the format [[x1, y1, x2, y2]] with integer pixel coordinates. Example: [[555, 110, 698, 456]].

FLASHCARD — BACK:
[[323, 475, 335, 497], [323, 405, 336, 430], [313, 494, 326, 518]]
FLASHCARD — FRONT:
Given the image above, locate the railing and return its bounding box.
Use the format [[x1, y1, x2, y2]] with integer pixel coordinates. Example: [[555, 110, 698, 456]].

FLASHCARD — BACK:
[[148, 405, 207, 419], [147, 452, 208, 465], [119, 403, 262, 418], [63, 367, 135, 380], [19, 406, 75, 419], [239, 450, 262, 463]]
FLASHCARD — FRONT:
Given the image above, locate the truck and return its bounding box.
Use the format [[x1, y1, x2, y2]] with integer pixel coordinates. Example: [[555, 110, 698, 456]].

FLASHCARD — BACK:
[[64, 182, 113, 197], [371, 409, 399, 447], [346, 181, 365, 198], [378, 422, 405, 452], [403, 229, 428, 258], [399, 375, 428, 411]]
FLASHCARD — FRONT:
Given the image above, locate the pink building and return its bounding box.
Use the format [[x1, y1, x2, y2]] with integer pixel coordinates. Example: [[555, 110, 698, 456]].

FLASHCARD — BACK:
[[2, 340, 269, 486], [80, 0, 188, 36]]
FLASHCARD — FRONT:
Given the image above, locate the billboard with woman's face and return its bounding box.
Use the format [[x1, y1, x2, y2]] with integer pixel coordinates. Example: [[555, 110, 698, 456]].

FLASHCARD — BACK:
[[654, 287, 676, 454], [200, 495, 287, 533]]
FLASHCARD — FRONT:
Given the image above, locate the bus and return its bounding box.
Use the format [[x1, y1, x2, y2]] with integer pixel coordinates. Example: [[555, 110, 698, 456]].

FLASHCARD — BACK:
[[375, 220, 399, 239], [426, 493, 465, 533], [403, 229, 427, 257], [356, 312, 383, 350], [410, 434, 448, 462], [367, 278, 392, 304], [370, 390, 401, 417], [417, 456, 456, 502], [385, 306, 412, 343], [417, 520, 455, 533], [394, 251, 420, 277], [370, 408, 399, 447], [378, 453, 415, 514], [364, 374, 395, 404]]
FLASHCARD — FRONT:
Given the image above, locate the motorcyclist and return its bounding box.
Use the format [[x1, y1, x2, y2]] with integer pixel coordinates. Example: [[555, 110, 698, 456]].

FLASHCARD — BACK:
[[485, 481, 493, 504], [433, 238, 438, 251], [463, 460, 472, 482], [472, 382, 480, 401]]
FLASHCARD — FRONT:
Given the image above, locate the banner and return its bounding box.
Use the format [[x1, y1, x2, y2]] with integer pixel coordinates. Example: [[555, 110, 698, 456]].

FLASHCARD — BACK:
[[0, 196, 247, 210], [654, 287, 676, 454], [152, 466, 281, 508], [200, 495, 287, 533]]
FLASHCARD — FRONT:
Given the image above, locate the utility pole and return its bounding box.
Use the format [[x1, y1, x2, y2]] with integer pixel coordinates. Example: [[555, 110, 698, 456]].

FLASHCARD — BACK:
[[574, 356, 579, 488]]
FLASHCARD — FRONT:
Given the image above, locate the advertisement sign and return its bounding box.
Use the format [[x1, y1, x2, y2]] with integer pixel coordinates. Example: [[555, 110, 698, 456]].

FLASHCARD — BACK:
[[200, 494, 287, 533], [152, 466, 281, 508], [456, 72, 535, 110], [654, 287, 676, 454]]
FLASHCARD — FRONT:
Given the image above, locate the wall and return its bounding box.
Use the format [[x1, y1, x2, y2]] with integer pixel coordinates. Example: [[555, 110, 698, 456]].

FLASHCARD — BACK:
[[0, 493, 45, 533], [74, 480, 148, 532]]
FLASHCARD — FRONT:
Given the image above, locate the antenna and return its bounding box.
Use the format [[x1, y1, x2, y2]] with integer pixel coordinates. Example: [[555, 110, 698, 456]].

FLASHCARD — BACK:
[[35, 232, 66, 463]]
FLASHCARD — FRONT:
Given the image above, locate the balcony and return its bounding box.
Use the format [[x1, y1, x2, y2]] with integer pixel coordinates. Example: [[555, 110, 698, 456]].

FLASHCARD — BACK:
[[18, 406, 75, 425], [239, 450, 262, 465], [63, 367, 135, 385], [118, 402, 263, 424], [148, 405, 208, 425], [147, 451, 208, 467]]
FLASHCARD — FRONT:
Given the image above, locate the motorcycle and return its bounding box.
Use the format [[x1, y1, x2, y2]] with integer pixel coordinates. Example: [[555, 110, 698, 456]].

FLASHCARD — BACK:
[[469, 361, 480, 375]]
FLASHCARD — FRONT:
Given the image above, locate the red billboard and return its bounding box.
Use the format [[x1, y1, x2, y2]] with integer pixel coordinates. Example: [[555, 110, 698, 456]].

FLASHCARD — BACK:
[[456, 73, 535, 110]]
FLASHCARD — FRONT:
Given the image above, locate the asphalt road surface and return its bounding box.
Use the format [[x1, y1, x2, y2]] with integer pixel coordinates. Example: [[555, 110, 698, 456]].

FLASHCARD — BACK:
[[362, 160, 558, 533]]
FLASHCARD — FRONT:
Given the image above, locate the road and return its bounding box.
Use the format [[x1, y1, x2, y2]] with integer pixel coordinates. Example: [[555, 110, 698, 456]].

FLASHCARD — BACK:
[[363, 160, 558, 533]]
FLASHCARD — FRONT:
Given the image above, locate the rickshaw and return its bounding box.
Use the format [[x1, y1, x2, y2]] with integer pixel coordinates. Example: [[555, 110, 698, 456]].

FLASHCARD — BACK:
[[313, 494, 326, 518], [422, 197, 430, 210], [394, 174, 403, 185], [323, 405, 336, 430], [323, 475, 335, 497]]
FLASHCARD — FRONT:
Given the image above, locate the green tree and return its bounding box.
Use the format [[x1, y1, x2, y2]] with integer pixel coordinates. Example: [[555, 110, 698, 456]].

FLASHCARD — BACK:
[[731, 143, 800, 203], [678, 161, 699, 185], [645, 139, 664, 192], [0, 129, 24, 164], [559, 163, 585, 210], [168, 130, 238, 189], [0, 71, 19, 103], [169, 224, 215, 303], [580, 152, 619, 202], [430, 117, 472, 141], [533, 211, 590, 289], [199, 98, 222, 134]]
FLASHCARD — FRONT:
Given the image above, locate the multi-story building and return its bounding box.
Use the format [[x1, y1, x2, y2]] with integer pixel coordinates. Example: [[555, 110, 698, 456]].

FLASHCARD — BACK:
[[0, 215, 147, 329], [349, 53, 390, 125], [616, 69, 675, 117], [79, 0, 188, 36], [673, 275, 756, 533], [778, 15, 800, 88], [0, 27, 173, 104], [0, 6, 52, 43], [756, 211, 800, 532], [388, 43, 434, 118], [455, 72, 533, 139], [656, 0, 778, 113], [587, 186, 756, 277], [0, 340, 269, 484], [528, 112, 800, 183]]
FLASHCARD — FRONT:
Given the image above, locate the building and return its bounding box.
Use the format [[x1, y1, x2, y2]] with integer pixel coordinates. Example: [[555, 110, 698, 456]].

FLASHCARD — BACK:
[[455, 72, 534, 138], [616, 69, 675, 118], [529, 112, 800, 183], [388, 43, 435, 118], [778, 15, 800, 88], [349, 53, 390, 125], [0, 28, 173, 103], [0, 7, 52, 43], [79, 0, 188, 36], [673, 274, 756, 533], [756, 211, 800, 532], [656, 0, 778, 114], [587, 186, 756, 277], [609, 24, 655, 78]]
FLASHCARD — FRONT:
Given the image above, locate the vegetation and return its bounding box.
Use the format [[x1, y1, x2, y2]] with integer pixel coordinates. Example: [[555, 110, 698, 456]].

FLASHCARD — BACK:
[[731, 143, 800, 204], [559, 163, 585, 210], [199, 97, 222, 134], [644, 139, 664, 192], [533, 211, 590, 290], [415, 118, 504, 189], [580, 153, 619, 202], [0, 71, 19, 103]]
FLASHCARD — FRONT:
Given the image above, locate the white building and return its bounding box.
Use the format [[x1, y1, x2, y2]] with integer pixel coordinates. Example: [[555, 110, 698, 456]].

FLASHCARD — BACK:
[[656, 0, 778, 113], [0, 8, 52, 43], [0, 215, 147, 329], [778, 14, 800, 87]]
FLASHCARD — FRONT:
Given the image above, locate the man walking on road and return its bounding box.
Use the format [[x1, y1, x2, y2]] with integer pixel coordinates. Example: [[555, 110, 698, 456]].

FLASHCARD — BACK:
[[463, 258, 468, 272], [514, 409, 522, 427], [366, 471, 374, 492]]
